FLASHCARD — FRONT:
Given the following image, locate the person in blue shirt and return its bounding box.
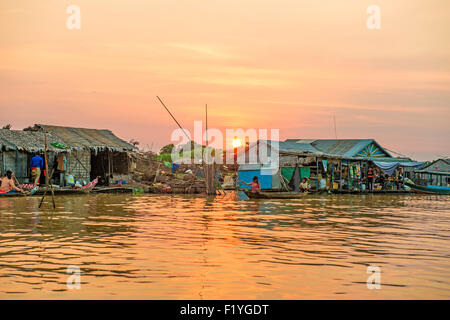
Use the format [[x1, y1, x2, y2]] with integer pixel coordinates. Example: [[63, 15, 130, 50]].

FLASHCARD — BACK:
[[30, 154, 44, 185]]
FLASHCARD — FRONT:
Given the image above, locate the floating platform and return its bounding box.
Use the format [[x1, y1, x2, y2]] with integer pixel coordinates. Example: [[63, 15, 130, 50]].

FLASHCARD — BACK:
[[331, 190, 412, 194]]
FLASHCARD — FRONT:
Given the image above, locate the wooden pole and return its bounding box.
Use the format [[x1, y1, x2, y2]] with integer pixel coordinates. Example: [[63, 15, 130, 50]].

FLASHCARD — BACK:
[[156, 96, 191, 142], [331, 161, 334, 191], [107, 151, 111, 186], [44, 134, 48, 186], [204, 103, 208, 193], [316, 157, 319, 190], [39, 167, 55, 208], [360, 160, 362, 192], [41, 134, 56, 209], [204, 103, 216, 195]]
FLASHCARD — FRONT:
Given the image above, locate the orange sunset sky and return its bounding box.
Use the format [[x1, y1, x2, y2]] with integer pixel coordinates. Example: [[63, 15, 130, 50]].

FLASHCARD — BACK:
[[1, 0, 449, 160]]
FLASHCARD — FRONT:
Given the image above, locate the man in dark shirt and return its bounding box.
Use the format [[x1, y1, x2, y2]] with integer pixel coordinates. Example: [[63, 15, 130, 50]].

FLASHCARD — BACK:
[[30, 154, 43, 185]]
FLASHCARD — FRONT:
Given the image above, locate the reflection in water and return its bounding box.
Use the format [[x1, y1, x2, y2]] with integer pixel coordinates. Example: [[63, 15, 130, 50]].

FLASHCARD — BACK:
[[0, 193, 449, 299]]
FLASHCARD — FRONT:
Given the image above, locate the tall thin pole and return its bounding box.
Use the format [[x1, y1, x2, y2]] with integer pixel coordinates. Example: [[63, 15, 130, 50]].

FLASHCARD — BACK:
[[39, 133, 55, 209], [156, 96, 191, 142], [44, 134, 48, 186], [204, 104, 207, 192], [204, 103, 216, 195]]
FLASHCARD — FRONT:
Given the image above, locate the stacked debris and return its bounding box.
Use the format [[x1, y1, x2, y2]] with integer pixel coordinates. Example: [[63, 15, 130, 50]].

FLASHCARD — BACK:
[[131, 151, 207, 194]]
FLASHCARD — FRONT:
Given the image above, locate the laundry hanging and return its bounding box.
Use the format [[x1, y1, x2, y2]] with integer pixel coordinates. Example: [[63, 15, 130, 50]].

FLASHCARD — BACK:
[[322, 160, 328, 172]]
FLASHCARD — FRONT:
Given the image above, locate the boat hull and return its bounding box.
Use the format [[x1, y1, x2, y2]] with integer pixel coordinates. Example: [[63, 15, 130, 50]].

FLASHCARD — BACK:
[[404, 181, 450, 195], [244, 190, 308, 199], [0, 187, 39, 197]]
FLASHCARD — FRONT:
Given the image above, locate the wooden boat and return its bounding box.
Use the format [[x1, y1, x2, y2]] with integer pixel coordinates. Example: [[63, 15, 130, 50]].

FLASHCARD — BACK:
[[35, 178, 99, 195], [0, 187, 39, 197], [244, 190, 309, 199], [404, 181, 450, 195], [35, 188, 93, 195]]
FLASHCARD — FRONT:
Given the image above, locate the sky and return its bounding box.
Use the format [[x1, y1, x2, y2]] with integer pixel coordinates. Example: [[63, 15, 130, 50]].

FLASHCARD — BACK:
[[0, 0, 449, 161]]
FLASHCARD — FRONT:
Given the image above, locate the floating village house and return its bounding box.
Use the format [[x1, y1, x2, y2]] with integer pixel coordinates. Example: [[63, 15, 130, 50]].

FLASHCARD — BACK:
[[0, 125, 137, 186], [0, 129, 68, 183], [413, 158, 450, 186], [238, 139, 423, 191]]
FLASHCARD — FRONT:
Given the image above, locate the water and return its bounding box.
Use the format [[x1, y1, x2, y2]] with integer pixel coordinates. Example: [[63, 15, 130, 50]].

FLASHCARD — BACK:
[[0, 193, 449, 299]]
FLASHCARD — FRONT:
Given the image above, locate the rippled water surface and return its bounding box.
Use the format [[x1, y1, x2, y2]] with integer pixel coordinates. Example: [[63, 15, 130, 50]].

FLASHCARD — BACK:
[[0, 193, 449, 299]]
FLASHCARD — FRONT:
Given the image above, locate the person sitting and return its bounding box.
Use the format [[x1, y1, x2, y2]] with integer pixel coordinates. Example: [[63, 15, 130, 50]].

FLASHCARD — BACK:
[[300, 177, 311, 192], [0, 170, 25, 194], [238, 176, 261, 193]]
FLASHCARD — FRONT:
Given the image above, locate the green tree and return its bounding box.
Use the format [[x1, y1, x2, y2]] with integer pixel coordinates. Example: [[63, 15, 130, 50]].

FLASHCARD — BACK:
[[160, 143, 174, 154]]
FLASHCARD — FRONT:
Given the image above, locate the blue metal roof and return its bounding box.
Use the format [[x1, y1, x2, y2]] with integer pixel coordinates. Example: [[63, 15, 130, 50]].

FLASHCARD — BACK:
[[311, 139, 375, 157], [276, 139, 392, 159], [252, 138, 394, 159], [281, 139, 321, 153]]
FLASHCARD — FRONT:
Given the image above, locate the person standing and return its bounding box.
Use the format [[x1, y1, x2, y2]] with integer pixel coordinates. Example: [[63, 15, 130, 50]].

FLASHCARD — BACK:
[[30, 154, 44, 185], [367, 167, 374, 191]]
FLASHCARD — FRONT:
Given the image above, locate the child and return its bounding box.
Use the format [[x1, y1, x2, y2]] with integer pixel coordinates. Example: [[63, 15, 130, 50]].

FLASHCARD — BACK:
[[238, 176, 261, 193]]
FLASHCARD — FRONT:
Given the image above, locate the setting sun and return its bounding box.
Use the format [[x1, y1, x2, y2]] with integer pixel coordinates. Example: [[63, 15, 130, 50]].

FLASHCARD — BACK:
[[232, 139, 242, 148]]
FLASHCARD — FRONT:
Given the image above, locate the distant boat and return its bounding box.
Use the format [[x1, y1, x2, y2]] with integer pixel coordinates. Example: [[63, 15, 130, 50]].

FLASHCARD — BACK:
[[404, 181, 450, 195]]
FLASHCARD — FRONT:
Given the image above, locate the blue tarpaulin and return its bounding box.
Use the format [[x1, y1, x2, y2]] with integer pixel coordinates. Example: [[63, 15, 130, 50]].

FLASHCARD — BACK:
[[238, 170, 272, 189], [373, 161, 424, 176], [171, 163, 179, 173]]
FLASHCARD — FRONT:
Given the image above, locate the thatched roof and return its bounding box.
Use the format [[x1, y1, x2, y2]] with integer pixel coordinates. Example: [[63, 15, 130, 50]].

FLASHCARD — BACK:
[[33, 124, 136, 152], [0, 129, 68, 153]]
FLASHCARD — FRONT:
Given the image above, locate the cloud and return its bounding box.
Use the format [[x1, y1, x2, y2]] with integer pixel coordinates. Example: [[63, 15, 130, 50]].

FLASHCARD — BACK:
[[165, 43, 234, 59]]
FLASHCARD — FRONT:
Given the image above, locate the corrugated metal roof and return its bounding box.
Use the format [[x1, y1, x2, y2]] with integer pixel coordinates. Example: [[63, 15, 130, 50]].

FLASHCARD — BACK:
[[260, 139, 393, 159], [417, 158, 450, 172], [311, 139, 374, 157], [281, 140, 321, 153]]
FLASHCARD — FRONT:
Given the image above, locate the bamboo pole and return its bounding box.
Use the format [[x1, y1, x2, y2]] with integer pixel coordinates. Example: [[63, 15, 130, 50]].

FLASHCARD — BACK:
[[156, 96, 191, 142], [44, 134, 48, 186], [37, 134, 56, 208], [204, 103, 216, 195], [316, 157, 319, 190], [38, 169, 53, 208]]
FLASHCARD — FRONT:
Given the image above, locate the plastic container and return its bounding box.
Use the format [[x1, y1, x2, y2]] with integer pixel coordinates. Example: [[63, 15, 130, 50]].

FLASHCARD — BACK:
[[319, 179, 326, 189], [65, 175, 75, 185]]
